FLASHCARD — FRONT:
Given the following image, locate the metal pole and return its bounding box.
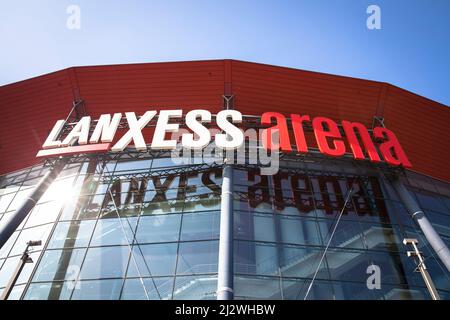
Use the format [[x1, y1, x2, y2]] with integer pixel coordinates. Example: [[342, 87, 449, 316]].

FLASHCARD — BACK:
[[217, 161, 234, 300], [403, 238, 441, 300], [392, 178, 450, 272], [0, 158, 67, 250], [0, 240, 41, 300]]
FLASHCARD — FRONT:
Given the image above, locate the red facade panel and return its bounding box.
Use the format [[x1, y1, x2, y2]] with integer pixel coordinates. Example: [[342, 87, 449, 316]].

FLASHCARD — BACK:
[[0, 59, 449, 183], [382, 86, 450, 182]]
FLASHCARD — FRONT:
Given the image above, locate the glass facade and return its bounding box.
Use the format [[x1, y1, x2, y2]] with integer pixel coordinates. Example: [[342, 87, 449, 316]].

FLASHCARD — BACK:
[[0, 153, 449, 300]]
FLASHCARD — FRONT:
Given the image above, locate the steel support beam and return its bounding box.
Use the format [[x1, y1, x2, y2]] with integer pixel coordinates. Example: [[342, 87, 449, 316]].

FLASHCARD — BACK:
[[217, 162, 234, 300], [392, 178, 450, 272], [0, 158, 67, 250]]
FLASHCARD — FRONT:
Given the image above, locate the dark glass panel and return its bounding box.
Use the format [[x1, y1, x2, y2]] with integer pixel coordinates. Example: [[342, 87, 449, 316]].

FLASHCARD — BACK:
[[176, 241, 219, 275], [234, 276, 282, 300], [180, 211, 220, 241]]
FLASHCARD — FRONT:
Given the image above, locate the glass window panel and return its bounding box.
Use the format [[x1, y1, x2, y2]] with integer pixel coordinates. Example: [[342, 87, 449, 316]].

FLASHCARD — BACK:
[[373, 284, 428, 300], [146, 176, 181, 191], [234, 213, 276, 243], [279, 216, 322, 246], [317, 218, 366, 250], [47, 220, 96, 249], [60, 195, 104, 220], [56, 164, 81, 179], [180, 211, 220, 241], [427, 211, 450, 238], [77, 174, 108, 196], [282, 279, 334, 300], [415, 191, 448, 213], [279, 245, 328, 279], [135, 214, 181, 244], [33, 249, 86, 282], [71, 279, 122, 300], [417, 256, 450, 292], [0, 210, 29, 231], [0, 231, 19, 259], [151, 157, 179, 169], [7, 188, 33, 211], [183, 195, 221, 212], [115, 159, 152, 172], [234, 276, 282, 300], [176, 241, 218, 275], [274, 205, 304, 216], [25, 201, 62, 228], [24, 282, 73, 300], [0, 193, 15, 213], [90, 217, 137, 246], [0, 251, 41, 287], [79, 246, 129, 279], [38, 177, 76, 204], [141, 198, 184, 215], [233, 169, 248, 185], [326, 249, 407, 285], [6, 284, 26, 300], [253, 214, 276, 242], [22, 175, 45, 189], [121, 277, 173, 300], [386, 200, 414, 228], [359, 224, 401, 251], [100, 202, 143, 219], [10, 224, 53, 256], [173, 275, 217, 300], [234, 241, 279, 276], [0, 257, 18, 288], [127, 243, 177, 277], [331, 281, 376, 300]]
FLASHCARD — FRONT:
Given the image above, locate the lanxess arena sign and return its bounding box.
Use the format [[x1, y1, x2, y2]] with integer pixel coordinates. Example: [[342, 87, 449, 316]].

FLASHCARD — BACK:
[[37, 109, 412, 168]]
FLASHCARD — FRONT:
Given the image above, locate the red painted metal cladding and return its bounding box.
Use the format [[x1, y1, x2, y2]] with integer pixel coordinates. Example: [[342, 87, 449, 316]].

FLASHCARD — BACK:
[[0, 59, 449, 183]]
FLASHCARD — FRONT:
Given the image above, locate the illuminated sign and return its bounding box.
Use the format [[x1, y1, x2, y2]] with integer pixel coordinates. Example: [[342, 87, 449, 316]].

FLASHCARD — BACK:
[[37, 109, 412, 168]]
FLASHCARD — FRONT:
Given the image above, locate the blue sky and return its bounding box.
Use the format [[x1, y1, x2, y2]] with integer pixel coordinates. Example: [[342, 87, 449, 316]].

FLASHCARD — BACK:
[[1, 0, 449, 105]]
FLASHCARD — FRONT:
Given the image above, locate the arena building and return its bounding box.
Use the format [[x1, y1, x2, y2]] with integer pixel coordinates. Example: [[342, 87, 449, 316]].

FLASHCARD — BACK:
[[0, 60, 449, 300]]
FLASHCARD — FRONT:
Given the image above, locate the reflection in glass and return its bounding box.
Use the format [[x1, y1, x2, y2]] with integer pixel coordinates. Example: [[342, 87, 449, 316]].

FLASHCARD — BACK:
[[25, 201, 62, 228], [234, 276, 282, 300], [71, 279, 122, 300], [90, 218, 137, 246], [279, 246, 328, 279], [183, 195, 221, 212], [0, 252, 40, 287], [33, 248, 86, 282], [136, 214, 181, 243], [121, 277, 173, 300], [47, 220, 96, 249], [9, 224, 53, 257], [24, 282, 72, 300], [5, 284, 26, 300], [127, 243, 178, 277], [173, 275, 217, 300], [79, 246, 129, 279], [176, 241, 218, 275], [282, 279, 334, 300], [181, 211, 220, 241], [234, 241, 278, 276]]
